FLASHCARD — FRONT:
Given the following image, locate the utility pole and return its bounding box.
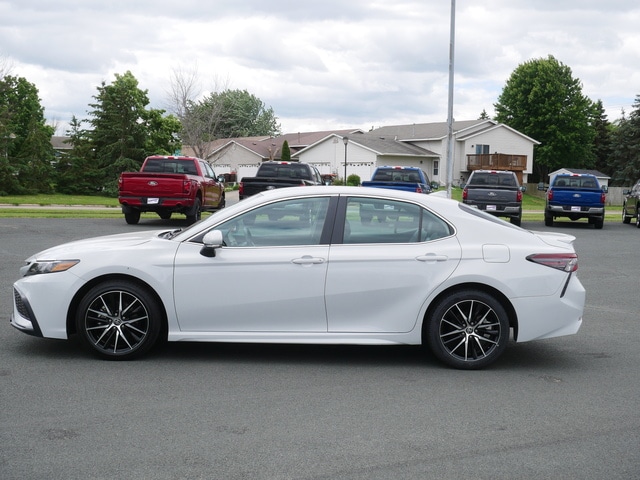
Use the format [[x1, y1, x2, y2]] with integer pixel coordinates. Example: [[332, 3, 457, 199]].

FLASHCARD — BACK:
[[445, 0, 456, 198]]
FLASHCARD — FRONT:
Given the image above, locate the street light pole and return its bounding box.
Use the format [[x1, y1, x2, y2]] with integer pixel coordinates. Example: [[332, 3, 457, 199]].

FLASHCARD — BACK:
[[343, 136, 349, 184]]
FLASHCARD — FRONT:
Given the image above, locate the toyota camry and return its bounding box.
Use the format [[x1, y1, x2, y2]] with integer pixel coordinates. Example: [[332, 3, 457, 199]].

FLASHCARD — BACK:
[[11, 186, 585, 369]]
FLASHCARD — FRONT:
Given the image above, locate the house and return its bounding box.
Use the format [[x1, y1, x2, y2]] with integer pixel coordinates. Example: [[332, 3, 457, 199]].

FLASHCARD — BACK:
[[202, 119, 539, 185], [199, 129, 363, 181], [367, 120, 540, 185], [548, 168, 611, 189]]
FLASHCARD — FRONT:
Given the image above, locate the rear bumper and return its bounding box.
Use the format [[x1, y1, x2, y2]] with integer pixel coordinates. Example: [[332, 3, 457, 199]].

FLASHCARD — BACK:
[[546, 205, 604, 218], [119, 196, 194, 212]]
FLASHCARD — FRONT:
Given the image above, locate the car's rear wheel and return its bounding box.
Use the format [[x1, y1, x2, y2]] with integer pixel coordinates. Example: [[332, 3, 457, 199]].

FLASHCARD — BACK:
[[76, 280, 162, 360], [544, 213, 553, 227], [426, 290, 509, 369]]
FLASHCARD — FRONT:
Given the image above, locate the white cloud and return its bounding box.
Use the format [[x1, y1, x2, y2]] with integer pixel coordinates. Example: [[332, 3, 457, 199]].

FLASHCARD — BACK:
[[1, 0, 637, 135]]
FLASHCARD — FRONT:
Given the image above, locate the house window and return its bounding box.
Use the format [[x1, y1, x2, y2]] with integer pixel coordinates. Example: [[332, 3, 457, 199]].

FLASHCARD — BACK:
[[433, 160, 439, 176], [475, 144, 490, 154]]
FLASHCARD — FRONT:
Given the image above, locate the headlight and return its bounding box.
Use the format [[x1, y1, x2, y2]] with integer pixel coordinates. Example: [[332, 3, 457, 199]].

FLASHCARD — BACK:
[[23, 260, 80, 276]]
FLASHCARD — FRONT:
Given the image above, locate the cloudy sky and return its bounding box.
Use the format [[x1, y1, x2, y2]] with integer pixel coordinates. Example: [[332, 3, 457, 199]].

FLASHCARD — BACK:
[[1, 0, 638, 135]]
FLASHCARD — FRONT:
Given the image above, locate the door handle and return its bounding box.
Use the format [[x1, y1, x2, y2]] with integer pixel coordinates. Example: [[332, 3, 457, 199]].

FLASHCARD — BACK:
[[292, 256, 325, 265], [416, 253, 448, 263]]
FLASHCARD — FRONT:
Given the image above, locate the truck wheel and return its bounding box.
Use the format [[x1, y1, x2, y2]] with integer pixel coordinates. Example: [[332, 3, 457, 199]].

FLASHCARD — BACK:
[[186, 198, 201, 224], [544, 213, 553, 227], [217, 192, 226, 210], [594, 216, 604, 229], [158, 211, 172, 220], [124, 210, 141, 225], [510, 215, 521, 227], [622, 204, 631, 224], [636, 213, 640, 229]]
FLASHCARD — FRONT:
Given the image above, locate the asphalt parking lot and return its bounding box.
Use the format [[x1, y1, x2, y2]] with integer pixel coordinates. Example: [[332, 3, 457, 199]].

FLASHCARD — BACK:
[[0, 216, 638, 479]]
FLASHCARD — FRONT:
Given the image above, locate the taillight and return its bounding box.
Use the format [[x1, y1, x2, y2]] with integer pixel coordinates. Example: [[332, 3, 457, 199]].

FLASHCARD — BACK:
[[547, 190, 554, 201], [183, 179, 194, 194], [416, 186, 423, 193], [516, 189, 523, 202], [526, 253, 578, 272], [601, 192, 606, 204], [239, 182, 244, 196], [462, 187, 468, 200]]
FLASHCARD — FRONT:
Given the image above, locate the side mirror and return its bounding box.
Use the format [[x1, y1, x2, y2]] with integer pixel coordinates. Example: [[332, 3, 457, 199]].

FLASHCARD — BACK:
[[200, 230, 224, 257], [430, 181, 439, 190], [520, 185, 527, 192], [601, 185, 608, 193], [217, 175, 226, 183]]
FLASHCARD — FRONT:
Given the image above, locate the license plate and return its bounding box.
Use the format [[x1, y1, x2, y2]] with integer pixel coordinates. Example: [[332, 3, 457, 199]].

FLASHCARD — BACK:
[[486, 205, 497, 211], [147, 198, 159, 205], [571, 206, 581, 212]]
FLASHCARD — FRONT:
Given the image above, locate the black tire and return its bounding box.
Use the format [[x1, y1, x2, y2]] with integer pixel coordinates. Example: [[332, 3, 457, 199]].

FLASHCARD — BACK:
[[544, 213, 553, 227], [425, 290, 510, 369], [158, 211, 172, 220], [622, 204, 631, 224], [124, 210, 141, 225], [216, 192, 226, 210], [75, 280, 162, 360], [636, 212, 640, 229], [186, 198, 201, 224], [594, 216, 604, 229], [510, 215, 521, 226]]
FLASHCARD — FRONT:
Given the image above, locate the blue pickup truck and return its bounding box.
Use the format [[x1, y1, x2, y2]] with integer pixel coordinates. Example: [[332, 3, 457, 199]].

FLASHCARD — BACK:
[[544, 173, 607, 229], [361, 166, 433, 194]]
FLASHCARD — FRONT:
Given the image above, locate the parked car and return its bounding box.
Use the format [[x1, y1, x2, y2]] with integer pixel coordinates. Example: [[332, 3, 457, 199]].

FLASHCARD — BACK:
[[622, 179, 640, 228], [11, 187, 585, 370], [462, 170, 524, 226]]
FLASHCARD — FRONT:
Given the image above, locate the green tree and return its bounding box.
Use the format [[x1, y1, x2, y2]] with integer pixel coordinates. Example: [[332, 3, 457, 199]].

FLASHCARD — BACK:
[[54, 116, 103, 194], [0, 75, 54, 194], [609, 95, 640, 185], [494, 55, 596, 180], [592, 99, 614, 177], [87, 71, 181, 194], [280, 139, 291, 161], [203, 89, 280, 139]]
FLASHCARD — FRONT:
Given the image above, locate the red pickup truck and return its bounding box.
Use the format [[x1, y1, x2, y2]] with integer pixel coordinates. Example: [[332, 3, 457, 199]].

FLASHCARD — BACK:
[[118, 155, 226, 224]]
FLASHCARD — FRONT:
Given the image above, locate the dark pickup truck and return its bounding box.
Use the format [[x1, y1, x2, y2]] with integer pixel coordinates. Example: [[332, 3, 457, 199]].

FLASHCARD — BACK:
[[462, 170, 524, 225], [118, 155, 225, 224], [545, 173, 606, 229], [361, 166, 433, 194], [239, 161, 325, 200]]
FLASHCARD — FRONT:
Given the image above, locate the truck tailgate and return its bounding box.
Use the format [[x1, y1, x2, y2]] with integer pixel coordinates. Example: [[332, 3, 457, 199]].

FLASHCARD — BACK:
[[119, 173, 188, 197]]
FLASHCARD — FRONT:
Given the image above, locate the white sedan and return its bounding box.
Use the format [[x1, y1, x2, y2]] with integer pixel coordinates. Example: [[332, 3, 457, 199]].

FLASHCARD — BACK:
[[11, 186, 585, 369]]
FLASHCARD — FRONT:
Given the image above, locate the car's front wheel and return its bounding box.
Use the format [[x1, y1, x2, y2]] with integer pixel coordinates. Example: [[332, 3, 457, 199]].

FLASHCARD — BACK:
[[425, 290, 510, 369], [75, 280, 162, 360]]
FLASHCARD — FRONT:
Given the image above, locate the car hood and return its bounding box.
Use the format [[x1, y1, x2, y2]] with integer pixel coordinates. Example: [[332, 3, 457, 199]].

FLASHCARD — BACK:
[[26, 230, 169, 261]]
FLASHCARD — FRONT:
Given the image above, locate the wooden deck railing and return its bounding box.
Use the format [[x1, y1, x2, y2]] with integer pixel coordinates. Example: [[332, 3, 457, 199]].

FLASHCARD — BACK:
[[466, 153, 527, 171]]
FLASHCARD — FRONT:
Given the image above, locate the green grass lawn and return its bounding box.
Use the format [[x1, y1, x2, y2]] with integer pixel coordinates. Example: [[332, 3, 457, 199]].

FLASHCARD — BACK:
[[0, 189, 620, 221]]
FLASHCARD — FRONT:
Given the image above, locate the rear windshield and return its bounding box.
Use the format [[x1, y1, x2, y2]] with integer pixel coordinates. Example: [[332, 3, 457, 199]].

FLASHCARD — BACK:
[[553, 176, 599, 188], [143, 159, 198, 174], [468, 172, 517, 187], [258, 163, 311, 179], [372, 169, 424, 183]]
